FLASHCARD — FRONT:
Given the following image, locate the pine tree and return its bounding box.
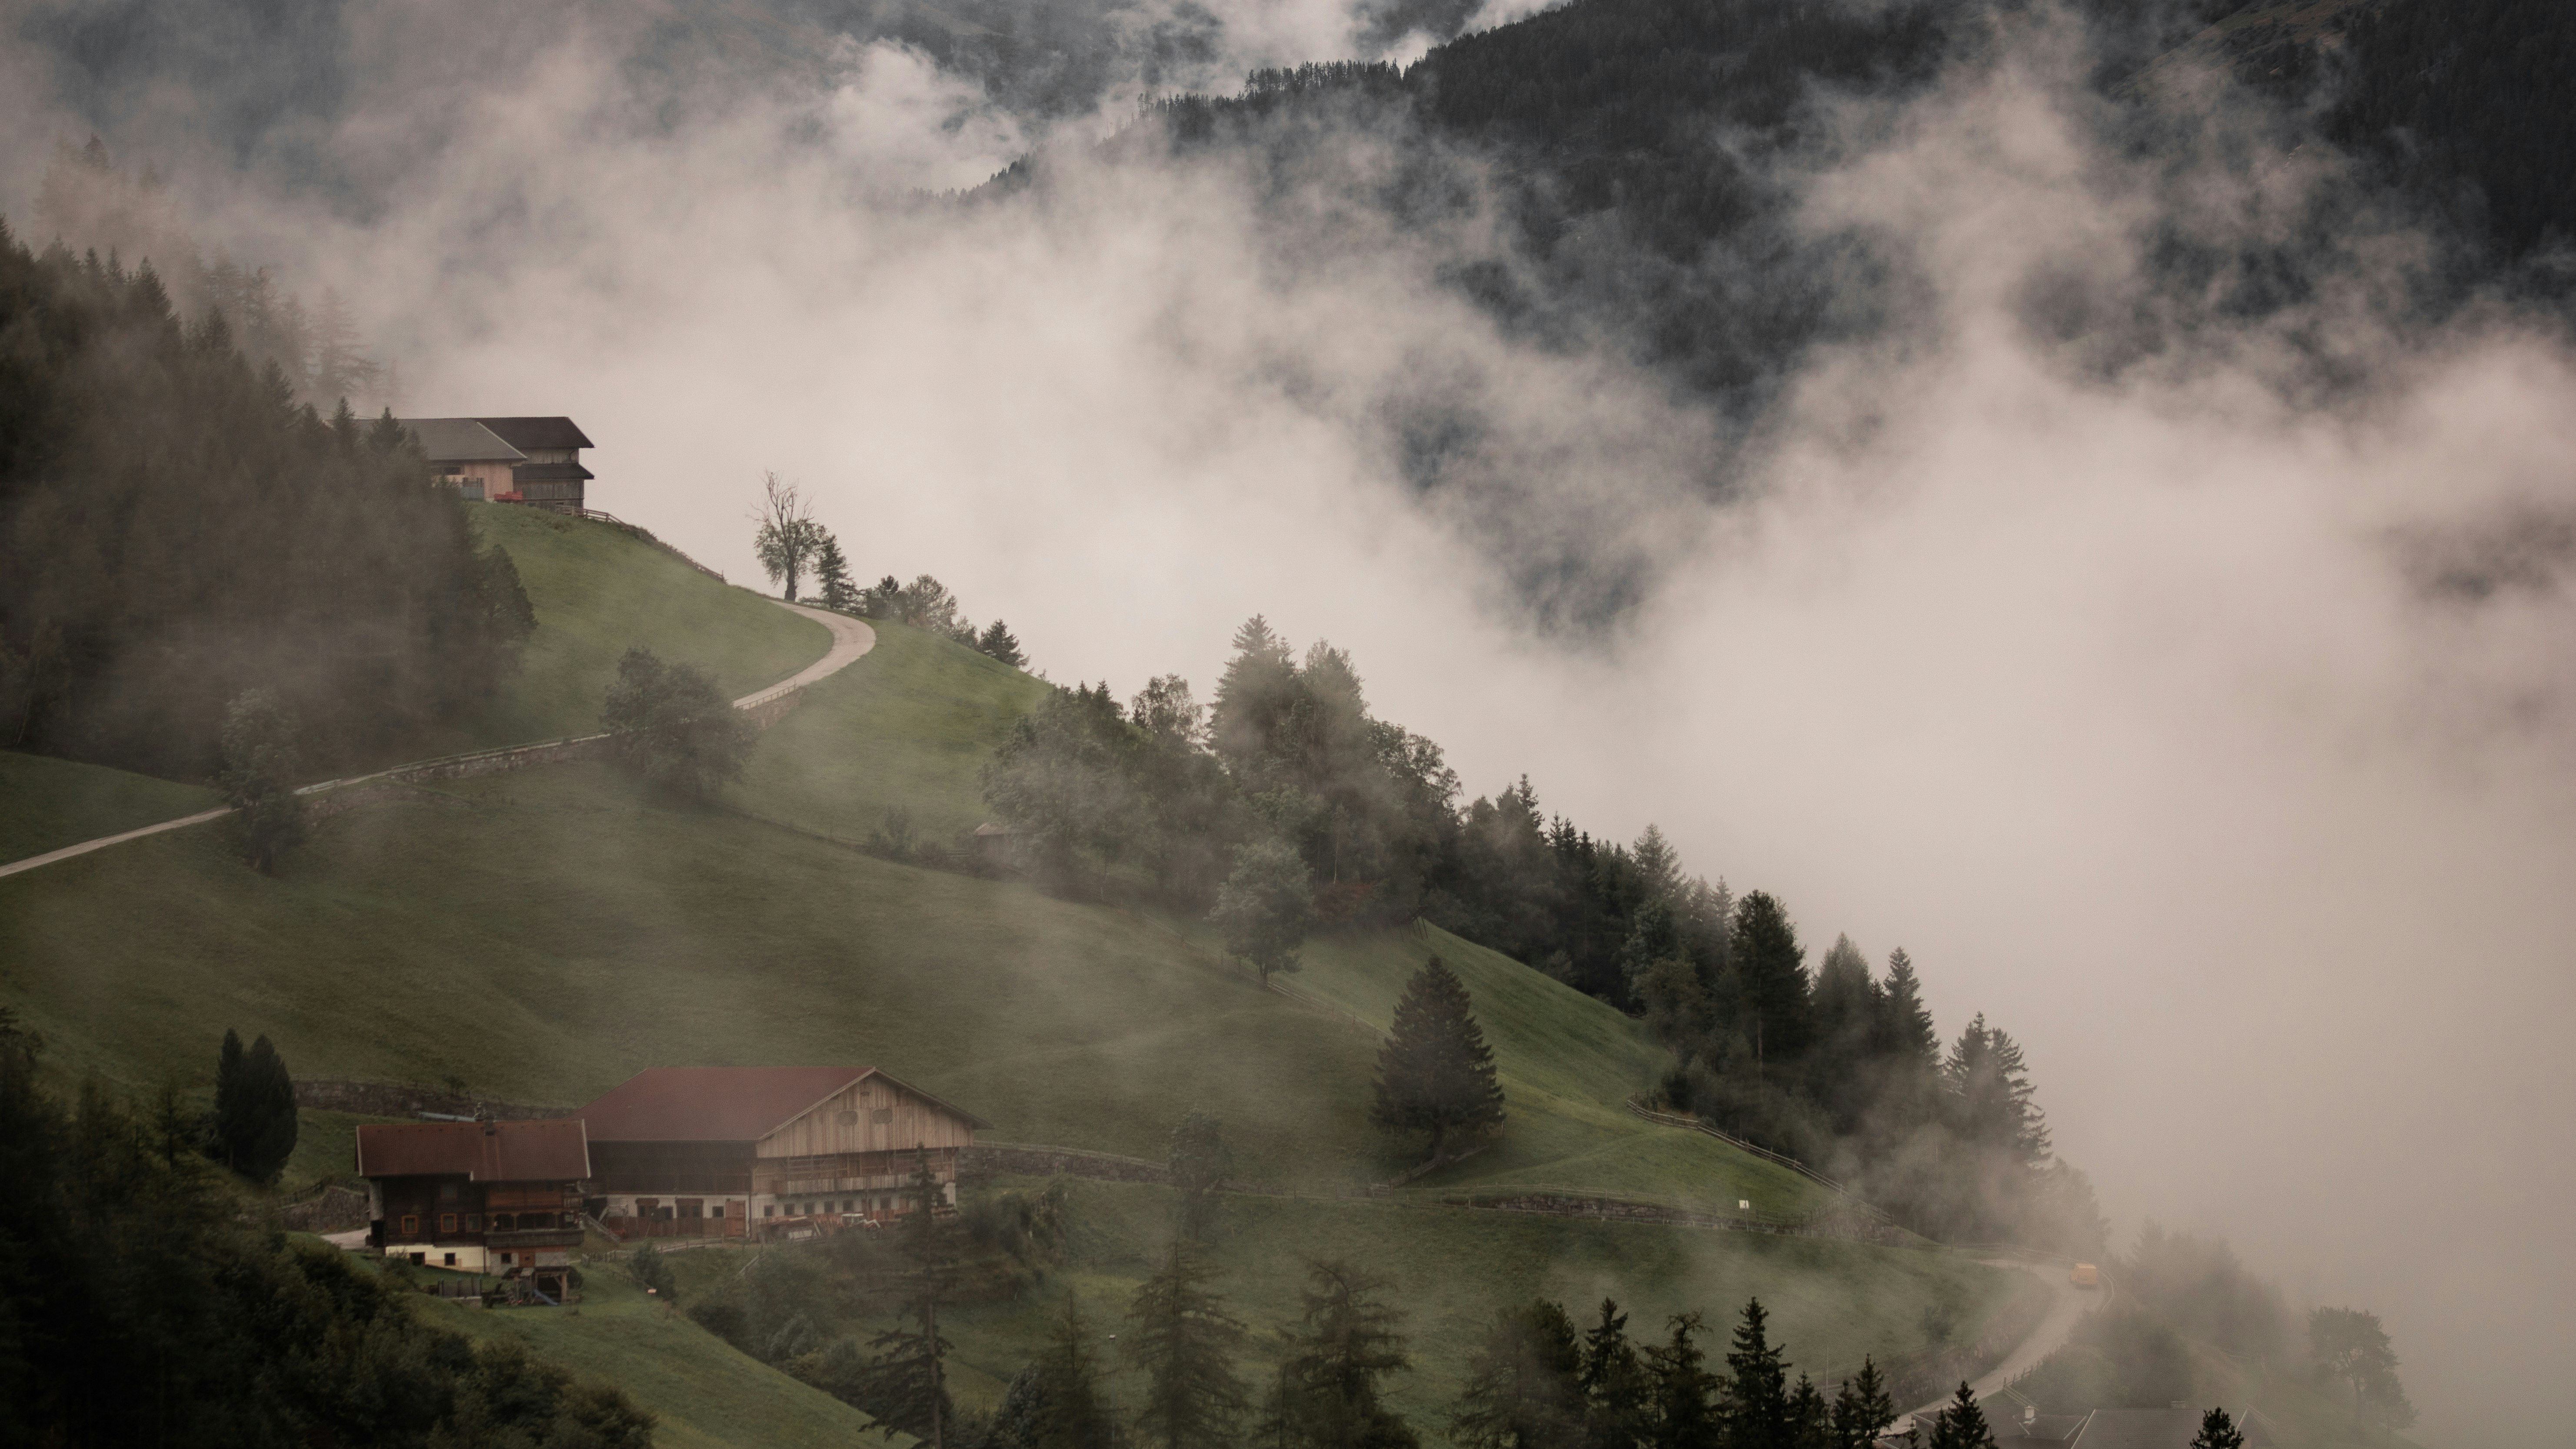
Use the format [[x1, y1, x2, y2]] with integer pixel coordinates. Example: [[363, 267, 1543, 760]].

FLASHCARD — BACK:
[[1720, 1299, 1790, 1449], [2187, 1408, 2246, 1449], [1924, 1384, 1995, 1449], [1450, 1299, 1583, 1449], [1126, 1239, 1250, 1449], [1028, 1298, 1119, 1449], [1371, 956, 1507, 1164], [1642, 1313, 1720, 1449], [1726, 893, 1812, 1070], [862, 1149, 959, 1444], [1578, 1299, 1650, 1449], [1167, 1109, 1232, 1241], [1263, 1259, 1417, 1449], [977, 619, 1028, 669], [1785, 1376, 1828, 1449], [1827, 1359, 1895, 1449], [812, 533, 858, 613]]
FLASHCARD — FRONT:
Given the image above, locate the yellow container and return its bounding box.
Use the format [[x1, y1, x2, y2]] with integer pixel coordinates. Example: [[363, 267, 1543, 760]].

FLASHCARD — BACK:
[[2069, 1262, 2100, 1287]]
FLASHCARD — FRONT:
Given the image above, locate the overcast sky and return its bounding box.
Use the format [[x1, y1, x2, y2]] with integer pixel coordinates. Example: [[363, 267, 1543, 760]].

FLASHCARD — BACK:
[[7, 1, 2573, 1442]]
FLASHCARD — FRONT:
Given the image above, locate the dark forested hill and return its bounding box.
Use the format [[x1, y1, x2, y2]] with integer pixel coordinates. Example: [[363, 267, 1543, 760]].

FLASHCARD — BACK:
[[0, 228, 532, 779]]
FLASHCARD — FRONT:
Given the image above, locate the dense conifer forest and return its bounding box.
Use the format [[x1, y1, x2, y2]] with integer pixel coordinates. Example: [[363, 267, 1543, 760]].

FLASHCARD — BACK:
[[0, 222, 533, 780]]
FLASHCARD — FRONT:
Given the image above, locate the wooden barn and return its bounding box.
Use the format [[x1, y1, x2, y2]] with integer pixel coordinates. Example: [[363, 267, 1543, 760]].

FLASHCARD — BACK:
[[579, 1066, 989, 1241], [357, 1118, 590, 1296]]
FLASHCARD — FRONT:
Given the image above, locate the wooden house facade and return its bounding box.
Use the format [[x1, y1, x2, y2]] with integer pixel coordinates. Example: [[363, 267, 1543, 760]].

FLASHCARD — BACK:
[[578, 1066, 989, 1241], [400, 415, 595, 512], [357, 1119, 590, 1295]]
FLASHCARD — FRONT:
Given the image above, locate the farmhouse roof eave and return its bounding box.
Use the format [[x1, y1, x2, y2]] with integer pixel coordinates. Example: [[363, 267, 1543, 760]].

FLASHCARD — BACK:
[[356, 1118, 592, 1181], [477, 416, 596, 451], [400, 417, 525, 463]]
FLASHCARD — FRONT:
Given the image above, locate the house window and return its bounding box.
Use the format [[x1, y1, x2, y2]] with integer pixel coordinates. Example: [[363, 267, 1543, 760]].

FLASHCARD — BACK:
[[465, 1214, 482, 1232], [437, 1181, 460, 1204], [492, 1214, 514, 1231], [710, 1204, 724, 1218], [401, 1214, 419, 1237], [764, 1205, 776, 1218], [440, 1214, 457, 1234], [409, 1252, 426, 1265], [501, 1252, 516, 1266], [443, 1252, 457, 1267]]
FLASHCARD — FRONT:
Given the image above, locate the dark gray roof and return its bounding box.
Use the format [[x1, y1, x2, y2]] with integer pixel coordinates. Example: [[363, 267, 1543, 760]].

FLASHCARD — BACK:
[[400, 417, 524, 463], [478, 416, 594, 451], [512, 461, 595, 482], [2070, 1409, 2273, 1449]]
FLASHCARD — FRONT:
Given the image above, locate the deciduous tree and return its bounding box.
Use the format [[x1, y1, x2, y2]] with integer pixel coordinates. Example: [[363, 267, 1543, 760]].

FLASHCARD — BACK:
[[2308, 1307, 2414, 1432], [218, 687, 306, 873], [1210, 838, 1314, 982], [601, 646, 755, 797]]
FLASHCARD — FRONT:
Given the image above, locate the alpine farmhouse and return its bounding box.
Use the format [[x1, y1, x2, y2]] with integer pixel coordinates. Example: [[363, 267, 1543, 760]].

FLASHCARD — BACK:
[[580, 1066, 990, 1240]]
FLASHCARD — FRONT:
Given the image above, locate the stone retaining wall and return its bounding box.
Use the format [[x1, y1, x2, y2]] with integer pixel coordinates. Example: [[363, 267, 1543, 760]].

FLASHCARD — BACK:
[[283, 1185, 370, 1232], [960, 1143, 1170, 1185], [294, 1078, 577, 1121]]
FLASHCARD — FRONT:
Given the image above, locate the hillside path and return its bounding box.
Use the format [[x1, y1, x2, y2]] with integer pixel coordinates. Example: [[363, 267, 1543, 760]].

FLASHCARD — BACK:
[[0, 599, 873, 881], [1905, 1259, 2107, 1418]]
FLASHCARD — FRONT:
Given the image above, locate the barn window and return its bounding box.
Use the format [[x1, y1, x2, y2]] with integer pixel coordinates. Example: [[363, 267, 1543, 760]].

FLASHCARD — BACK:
[[871, 1108, 893, 1125]]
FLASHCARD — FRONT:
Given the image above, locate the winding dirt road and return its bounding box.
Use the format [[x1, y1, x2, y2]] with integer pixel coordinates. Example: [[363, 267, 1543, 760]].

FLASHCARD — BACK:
[[0, 600, 872, 881], [1906, 1257, 2109, 1417]]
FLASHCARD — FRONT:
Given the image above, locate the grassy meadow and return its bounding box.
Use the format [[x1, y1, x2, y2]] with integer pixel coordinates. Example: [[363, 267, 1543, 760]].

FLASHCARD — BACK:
[[0, 749, 220, 863], [456, 503, 829, 749], [664, 1176, 2036, 1437], [736, 619, 1053, 844], [406, 1260, 893, 1449]]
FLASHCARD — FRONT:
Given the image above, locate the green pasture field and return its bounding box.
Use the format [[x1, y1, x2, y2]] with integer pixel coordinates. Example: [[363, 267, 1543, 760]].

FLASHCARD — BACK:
[[665, 1176, 2035, 1444], [403, 1260, 894, 1449], [0, 749, 219, 863], [736, 618, 1051, 843], [460, 503, 829, 749]]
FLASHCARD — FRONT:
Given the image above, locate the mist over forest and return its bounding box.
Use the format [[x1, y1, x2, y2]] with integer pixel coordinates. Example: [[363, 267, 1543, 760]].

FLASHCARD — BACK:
[[3, 0, 2573, 1445]]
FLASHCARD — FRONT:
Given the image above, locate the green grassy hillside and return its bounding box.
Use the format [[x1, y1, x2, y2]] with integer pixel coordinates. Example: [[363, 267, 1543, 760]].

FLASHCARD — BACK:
[[459, 503, 829, 748], [670, 1177, 2035, 1436], [736, 619, 1050, 843], [411, 1262, 892, 1449], [0, 750, 219, 863]]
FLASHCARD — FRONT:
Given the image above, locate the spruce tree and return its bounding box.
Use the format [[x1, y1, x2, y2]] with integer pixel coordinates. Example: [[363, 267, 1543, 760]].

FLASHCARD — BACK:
[[1370, 956, 1506, 1164], [1720, 1299, 1790, 1449], [1828, 1359, 1896, 1449], [1028, 1298, 1119, 1449], [862, 1149, 959, 1444], [976, 619, 1028, 668], [813, 533, 858, 613], [1578, 1299, 1650, 1449], [1167, 1109, 1232, 1241], [1263, 1259, 1417, 1449], [1925, 1384, 1995, 1449], [1450, 1299, 1583, 1449], [1126, 1239, 1250, 1449], [1643, 1313, 1720, 1449], [1726, 893, 1812, 1069], [2187, 1408, 2246, 1449]]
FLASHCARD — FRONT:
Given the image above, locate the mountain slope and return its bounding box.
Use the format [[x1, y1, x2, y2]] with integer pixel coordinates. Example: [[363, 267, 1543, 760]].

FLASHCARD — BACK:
[[0, 749, 219, 863]]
